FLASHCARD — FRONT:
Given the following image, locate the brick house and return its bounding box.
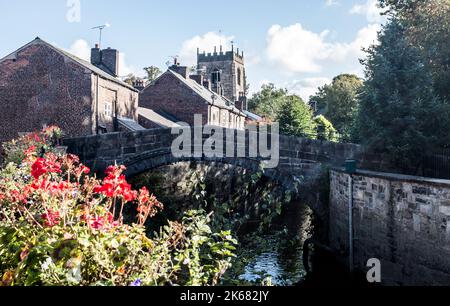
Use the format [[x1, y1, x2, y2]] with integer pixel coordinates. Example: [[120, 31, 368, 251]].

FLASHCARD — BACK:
[[0, 37, 141, 143], [139, 63, 247, 129]]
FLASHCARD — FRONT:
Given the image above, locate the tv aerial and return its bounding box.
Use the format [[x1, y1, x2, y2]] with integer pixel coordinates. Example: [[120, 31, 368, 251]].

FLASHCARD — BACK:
[[166, 55, 179, 67], [91, 23, 110, 48]]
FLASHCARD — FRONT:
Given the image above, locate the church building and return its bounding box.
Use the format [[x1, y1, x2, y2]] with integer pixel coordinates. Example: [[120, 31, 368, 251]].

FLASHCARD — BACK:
[[138, 46, 250, 129]]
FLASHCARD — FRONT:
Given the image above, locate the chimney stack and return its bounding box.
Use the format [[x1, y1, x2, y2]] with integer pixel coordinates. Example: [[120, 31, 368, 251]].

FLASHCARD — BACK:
[[203, 79, 211, 91], [190, 74, 204, 86], [90, 45, 120, 77], [169, 63, 189, 79], [133, 79, 146, 91], [236, 93, 248, 111]]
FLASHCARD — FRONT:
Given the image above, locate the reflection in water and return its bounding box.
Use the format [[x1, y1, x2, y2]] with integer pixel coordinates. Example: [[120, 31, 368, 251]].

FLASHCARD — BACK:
[[238, 233, 305, 286], [225, 202, 314, 286]]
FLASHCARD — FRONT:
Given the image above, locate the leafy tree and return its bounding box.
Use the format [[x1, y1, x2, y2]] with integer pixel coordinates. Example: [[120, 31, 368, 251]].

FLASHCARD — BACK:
[[314, 115, 338, 142], [277, 95, 316, 138], [309, 74, 362, 140], [247, 84, 288, 120], [379, 0, 450, 100], [355, 19, 450, 171], [123, 73, 137, 86], [143, 66, 162, 82]]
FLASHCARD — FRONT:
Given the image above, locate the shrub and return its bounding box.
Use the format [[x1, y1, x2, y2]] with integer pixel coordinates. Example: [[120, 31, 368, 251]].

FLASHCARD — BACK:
[[314, 115, 338, 142], [0, 127, 236, 286]]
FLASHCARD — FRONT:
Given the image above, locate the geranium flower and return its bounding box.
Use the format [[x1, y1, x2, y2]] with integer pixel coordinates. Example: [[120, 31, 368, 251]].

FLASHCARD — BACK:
[[31, 157, 62, 179], [94, 168, 137, 202], [41, 210, 61, 228]]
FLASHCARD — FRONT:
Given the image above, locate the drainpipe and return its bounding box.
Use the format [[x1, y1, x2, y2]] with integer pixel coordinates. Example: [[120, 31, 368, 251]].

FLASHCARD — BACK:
[[345, 159, 357, 274], [348, 173, 354, 273], [96, 75, 99, 134]]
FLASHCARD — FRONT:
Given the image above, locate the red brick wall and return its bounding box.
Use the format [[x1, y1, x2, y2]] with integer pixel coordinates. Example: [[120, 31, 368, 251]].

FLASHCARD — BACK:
[[0, 43, 93, 143], [139, 73, 209, 127]]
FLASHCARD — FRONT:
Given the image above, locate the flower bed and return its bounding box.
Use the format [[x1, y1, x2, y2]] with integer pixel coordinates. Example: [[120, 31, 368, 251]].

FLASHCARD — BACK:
[[0, 127, 236, 286]]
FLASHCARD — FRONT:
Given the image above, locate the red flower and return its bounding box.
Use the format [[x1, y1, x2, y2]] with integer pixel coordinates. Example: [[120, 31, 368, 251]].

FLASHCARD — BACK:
[[88, 213, 119, 230], [136, 187, 163, 224], [80, 165, 90, 175], [93, 183, 115, 197], [31, 157, 62, 179], [41, 210, 61, 228], [93, 167, 136, 202]]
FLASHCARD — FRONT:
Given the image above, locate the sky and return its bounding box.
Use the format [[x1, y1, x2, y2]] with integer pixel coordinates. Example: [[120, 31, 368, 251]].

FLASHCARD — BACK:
[[0, 0, 387, 101]]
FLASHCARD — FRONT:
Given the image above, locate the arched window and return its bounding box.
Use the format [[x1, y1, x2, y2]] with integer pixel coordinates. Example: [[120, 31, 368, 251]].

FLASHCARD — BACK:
[[237, 68, 241, 86], [212, 69, 221, 84]]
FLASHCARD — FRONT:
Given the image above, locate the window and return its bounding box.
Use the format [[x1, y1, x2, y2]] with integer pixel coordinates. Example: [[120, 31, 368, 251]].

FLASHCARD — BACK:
[[211, 69, 221, 84], [104, 102, 112, 117], [237, 68, 241, 86]]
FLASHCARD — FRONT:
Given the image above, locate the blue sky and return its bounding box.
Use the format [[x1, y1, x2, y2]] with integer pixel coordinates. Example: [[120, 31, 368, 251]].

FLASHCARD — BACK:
[[0, 0, 386, 100]]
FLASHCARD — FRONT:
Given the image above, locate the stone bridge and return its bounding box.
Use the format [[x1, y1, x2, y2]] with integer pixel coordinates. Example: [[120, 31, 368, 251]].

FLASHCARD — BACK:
[[63, 127, 363, 188]]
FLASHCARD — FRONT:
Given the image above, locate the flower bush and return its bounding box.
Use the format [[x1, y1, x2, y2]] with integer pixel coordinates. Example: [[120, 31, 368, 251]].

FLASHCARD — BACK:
[[0, 127, 236, 286]]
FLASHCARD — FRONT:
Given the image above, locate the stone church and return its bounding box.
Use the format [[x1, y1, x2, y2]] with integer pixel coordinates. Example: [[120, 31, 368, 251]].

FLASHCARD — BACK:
[[138, 46, 255, 129]]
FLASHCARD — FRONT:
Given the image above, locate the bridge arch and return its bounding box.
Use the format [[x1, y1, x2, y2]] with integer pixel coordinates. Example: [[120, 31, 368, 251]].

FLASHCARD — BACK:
[[62, 127, 364, 223]]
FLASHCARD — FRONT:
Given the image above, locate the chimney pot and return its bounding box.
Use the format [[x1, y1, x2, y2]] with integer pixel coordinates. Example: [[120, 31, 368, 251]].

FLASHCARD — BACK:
[[169, 63, 189, 79], [190, 74, 204, 86], [91, 47, 119, 77]]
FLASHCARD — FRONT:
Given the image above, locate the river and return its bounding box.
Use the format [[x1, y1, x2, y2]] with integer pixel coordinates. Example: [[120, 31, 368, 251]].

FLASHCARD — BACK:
[[222, 202, 314, 286]]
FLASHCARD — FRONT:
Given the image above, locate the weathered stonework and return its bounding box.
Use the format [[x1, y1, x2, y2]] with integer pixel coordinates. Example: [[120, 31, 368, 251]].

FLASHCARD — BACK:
[[198, 49, 246, 103], [139, 70, 245, 129], [0, 43, 92, 142], [329, 169, 450, 285], [0, 38, 138, 143]]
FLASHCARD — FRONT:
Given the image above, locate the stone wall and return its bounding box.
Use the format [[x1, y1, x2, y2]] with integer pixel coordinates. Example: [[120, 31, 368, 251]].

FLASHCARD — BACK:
[[198, 51, 245, 102], [329, 168, 450, 285], [0, 43, 93, 142], [93, 75, 139, 133], [139, 72, 209, 127], [0, 40, 139, 142]]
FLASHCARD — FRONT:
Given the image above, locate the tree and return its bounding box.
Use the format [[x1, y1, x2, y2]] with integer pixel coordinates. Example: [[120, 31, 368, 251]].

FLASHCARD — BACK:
[[309, 74, 362, 140], [277, 95, 316, 138], [143, 66, 162, 82], [314, 115, 338, 142], [379, 0, 450, 100], [247, 84, 288, 121], [355, 19, 450, 171], [123, 73, 137, 86]]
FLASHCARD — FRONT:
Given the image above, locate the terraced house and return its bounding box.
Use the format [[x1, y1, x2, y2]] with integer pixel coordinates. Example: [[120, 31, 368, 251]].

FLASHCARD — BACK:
[[0, 37, 141, 143], [138, 47, 255, 130]]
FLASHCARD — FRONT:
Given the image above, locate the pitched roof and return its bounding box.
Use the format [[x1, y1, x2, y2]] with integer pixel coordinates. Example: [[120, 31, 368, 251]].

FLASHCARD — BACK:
[[0, 37, 138, 92], [117, 117, 146, 131], [243, 110, 262, 121], [168, 70, 246, 116], [138, 107, 181, 128], [145, 69, 247, 117]]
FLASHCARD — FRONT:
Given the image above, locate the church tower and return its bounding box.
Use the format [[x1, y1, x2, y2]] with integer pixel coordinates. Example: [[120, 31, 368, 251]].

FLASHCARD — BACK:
[[197, 45, 246, 104]]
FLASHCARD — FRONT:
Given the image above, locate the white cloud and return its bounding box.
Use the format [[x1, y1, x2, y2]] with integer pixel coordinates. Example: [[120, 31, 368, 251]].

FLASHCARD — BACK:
[[68, 39, 91, 61], [325, 0, 340, 7], [287, 77, 331, 101], [349, 0, 386, 23], [118, 53, 143, 78], [67, 39, 142, 78], [246, 54, 262, 67], [266, 24, 331, 73], [266, 23, 381, 74], [179, 31, 235, 66]]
